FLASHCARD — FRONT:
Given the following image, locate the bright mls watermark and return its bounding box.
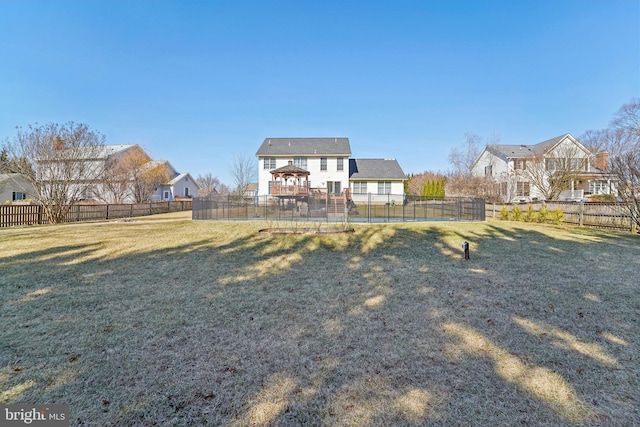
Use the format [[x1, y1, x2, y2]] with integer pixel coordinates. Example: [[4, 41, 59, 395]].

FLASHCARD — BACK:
[[1, 405, 69, 426]]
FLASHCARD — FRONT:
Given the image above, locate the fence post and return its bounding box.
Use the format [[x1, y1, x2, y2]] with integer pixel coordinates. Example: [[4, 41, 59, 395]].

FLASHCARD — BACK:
[[579, 201, 584, 226]]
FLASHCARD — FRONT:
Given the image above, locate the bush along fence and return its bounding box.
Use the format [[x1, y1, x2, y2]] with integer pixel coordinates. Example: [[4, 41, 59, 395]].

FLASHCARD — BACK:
[[193, 194, 485, 223], [486, 201, 636, 232], [0, 200, 192, 228]]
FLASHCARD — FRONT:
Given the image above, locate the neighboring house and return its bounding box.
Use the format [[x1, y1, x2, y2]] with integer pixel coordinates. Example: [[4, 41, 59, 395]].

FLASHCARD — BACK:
[[152, 169, 200, 202], [471, 134, 616, 202], [255, 137, 406, 204], [256, 138, 352, 197], [0, 173, 35, 204], [242, 183, 259, 200], [38, 144, 199, 203], [349, 159, 406, 204]]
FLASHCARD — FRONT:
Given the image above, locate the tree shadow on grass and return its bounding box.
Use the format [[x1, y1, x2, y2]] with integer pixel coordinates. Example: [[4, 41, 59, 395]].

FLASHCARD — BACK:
[[0, 221, 638, 425]]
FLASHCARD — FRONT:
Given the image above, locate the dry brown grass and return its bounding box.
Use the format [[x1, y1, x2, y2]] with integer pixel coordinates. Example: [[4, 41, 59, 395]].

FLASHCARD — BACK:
[[1, 212, 638, 426]]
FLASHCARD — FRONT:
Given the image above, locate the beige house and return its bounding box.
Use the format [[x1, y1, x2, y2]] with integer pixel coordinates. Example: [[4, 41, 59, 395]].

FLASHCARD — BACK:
[[471, 134, 616, 202], [0, 173, 35, 204]]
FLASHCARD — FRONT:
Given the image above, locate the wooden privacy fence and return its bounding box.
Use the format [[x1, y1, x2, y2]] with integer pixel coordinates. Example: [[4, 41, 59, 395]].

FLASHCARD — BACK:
[[486, 201, 635, 232], [0, 201, 192, 228]]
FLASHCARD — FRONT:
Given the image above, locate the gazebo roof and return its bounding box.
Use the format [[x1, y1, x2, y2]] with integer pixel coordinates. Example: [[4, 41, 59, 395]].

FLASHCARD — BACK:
[[270, 162, 310, 176]]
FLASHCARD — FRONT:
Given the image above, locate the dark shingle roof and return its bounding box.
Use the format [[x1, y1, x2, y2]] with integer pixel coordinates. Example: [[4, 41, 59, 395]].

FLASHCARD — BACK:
[[256, 138, 351, 157], [486, 134, 570, 159], [349, 159, 406, 180]]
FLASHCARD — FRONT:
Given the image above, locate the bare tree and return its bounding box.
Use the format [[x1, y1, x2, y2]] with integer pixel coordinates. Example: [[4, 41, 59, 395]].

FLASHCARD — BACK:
[[230, 152, 256, 197], [447, 132, 500, 197], [449, 132, 481, 175], [611, 98, 640, 137], [604, 128, 639, 222], [131, 161, 172, 203], [196, 173, 221, 198], [601, 100, 640, 229], [6, 122, 105, 223], [101, 153, 134, 204], [578, 128, 608, 154], [579, 100, 640, 229]]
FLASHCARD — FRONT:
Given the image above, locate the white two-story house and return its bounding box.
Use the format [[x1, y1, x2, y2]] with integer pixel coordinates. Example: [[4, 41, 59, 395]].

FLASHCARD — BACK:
[[255, 138, 407, 205], [256, 138, 352, 197], [471, 133, 616, 202]]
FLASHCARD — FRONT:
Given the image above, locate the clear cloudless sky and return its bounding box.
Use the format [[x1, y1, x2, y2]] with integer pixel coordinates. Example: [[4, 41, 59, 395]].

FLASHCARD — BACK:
[[1, 0, 639, 185]]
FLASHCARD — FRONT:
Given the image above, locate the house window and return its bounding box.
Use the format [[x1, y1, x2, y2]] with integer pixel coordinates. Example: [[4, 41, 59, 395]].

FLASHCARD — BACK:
[[264, 158, 276, 169], [184, 188, 190, 197], [164, 191, 170, 200], [268, 181, 272, 195], [516, 182, 530, 197], [320, 158, 327, 171], [352, 182, 367, 194], [499, 182, 508, 197], [569, 158, 587, 171], [485, 165, 493, 176], [337, 158, 344, 171], [514, 159, 526, 170], [589, 181, 608, 194], [378, 182, 391, 195], [546, 158, 566, 171], [12, 192, 26, 201], [293, 157, 307, 169]]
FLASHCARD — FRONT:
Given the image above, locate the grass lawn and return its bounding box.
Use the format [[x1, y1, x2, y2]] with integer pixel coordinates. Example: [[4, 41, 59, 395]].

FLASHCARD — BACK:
[[1, 212, 638, 426]]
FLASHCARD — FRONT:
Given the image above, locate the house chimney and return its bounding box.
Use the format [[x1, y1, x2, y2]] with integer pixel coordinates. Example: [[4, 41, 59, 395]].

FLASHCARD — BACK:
[[595, 151, 609, 171]]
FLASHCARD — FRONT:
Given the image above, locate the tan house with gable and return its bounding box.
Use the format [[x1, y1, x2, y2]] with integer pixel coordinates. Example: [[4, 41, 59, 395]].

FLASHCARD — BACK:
[[471, 134, 616, 202]]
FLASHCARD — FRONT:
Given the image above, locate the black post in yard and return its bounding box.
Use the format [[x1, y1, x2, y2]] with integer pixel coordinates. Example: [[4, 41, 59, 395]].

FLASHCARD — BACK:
[[462, 241, 470, 260]]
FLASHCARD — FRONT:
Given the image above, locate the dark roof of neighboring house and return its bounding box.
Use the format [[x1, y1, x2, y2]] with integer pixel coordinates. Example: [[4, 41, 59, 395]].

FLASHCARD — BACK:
[[485, 134, 572, 159], [349, 159, 406, 181], [256, 138, 351, 157]]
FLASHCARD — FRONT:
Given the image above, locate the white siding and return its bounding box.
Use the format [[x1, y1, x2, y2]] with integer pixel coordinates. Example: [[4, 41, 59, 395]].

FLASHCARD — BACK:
[[257, 156, 350, 197], [350, 181, 405, 204]]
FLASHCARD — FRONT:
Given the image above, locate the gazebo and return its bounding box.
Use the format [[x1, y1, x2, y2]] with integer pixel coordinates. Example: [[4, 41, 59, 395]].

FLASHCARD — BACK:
[[270, 161, 310, 197]]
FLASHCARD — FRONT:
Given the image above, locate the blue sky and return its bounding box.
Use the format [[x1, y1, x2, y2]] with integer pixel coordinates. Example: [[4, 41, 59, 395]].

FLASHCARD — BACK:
[[1, 0, 638, 185]]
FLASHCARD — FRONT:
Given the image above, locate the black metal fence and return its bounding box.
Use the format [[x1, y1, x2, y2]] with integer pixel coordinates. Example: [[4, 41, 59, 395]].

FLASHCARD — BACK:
[[192, 194, 485, 223]]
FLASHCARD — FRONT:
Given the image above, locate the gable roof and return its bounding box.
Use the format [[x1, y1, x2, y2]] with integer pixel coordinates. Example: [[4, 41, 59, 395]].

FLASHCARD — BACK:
[[256, 138, 351, 157], [167, 172, 200, 189], [349, 159, 406, 181], [484, 134, 588, 160], [70, 144, 139, 160]]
